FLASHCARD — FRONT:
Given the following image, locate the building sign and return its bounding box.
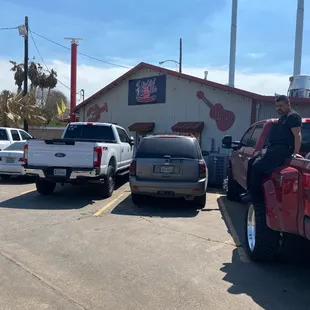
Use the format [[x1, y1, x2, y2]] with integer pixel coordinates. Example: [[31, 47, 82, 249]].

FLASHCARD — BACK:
[[86, 102, 108, 122], [196, 91, 235, 131], [128, 75, 166, 106]]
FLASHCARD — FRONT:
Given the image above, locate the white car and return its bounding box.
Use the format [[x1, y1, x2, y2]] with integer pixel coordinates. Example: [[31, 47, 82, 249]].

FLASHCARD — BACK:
[[0, 127, 33, 151], [0, 141, 25, 180]]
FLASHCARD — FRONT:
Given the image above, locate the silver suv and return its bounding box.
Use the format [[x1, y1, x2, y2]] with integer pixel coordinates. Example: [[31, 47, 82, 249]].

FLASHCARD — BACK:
[[129, 133, 208, 208]]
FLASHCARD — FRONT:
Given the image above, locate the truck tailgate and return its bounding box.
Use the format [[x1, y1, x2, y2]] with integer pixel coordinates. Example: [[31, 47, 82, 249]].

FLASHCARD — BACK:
[[27, 139, 95, 168]]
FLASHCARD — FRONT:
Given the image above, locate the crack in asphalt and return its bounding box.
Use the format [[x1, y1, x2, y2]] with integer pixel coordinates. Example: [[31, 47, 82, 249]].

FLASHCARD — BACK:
[[0, 250, 88, 310], [138, 216, 239, 247]]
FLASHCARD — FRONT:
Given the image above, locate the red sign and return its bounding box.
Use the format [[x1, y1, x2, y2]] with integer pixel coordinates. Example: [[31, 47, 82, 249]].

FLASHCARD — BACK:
[[196, 91, 235, 131], [87, 103, 108, 122]]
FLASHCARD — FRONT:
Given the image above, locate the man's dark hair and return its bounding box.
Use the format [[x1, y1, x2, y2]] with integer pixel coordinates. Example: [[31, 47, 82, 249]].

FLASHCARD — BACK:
[[275, 95, 290, 104]]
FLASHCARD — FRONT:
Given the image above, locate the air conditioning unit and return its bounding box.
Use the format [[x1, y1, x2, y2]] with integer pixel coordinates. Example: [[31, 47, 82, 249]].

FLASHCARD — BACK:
[[206, 154, 229, 187]]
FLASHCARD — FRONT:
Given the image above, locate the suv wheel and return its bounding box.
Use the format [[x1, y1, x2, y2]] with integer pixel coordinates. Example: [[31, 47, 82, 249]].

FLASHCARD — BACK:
[[194, 192, 206, 209], [245, 203, 282, 262], [131, 193, 145, 205]]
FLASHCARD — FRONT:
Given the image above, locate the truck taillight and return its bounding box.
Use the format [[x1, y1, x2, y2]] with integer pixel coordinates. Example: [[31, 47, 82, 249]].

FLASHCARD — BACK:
[[23, 144, 28, 164], [93, 147, 102, 167], [199, 161, 206, 178], [129, 160, 136, 176]]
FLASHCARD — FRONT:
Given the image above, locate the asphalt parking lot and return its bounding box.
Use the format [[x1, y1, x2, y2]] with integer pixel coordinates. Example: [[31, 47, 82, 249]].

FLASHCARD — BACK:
[[1, 176, 310, 310]]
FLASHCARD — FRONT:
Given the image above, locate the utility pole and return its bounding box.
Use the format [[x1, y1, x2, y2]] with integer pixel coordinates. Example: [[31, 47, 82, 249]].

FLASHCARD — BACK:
[[228, 0, 238, 87], [23, 16, 29, 132], [179, 38, 182, 73], [65, 37, 83, 122]]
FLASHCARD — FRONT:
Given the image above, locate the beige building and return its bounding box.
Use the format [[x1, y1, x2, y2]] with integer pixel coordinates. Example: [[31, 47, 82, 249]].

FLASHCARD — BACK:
[[75, 62, 309, 156]]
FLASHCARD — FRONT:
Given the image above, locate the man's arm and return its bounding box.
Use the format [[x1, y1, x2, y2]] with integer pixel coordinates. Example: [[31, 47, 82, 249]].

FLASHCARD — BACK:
[[291, 127, 302, 155], [287, 113, 302, 156]]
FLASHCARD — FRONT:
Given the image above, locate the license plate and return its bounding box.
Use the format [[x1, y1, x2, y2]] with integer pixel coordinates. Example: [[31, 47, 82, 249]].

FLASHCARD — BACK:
[[5, 157, 15, 163], [53, 168, 67, 176], [160, 166, 174, 174]]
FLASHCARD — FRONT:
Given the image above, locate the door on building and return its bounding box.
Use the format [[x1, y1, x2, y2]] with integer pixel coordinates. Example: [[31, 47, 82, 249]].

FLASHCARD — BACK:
[[116, 127, 133, 169]]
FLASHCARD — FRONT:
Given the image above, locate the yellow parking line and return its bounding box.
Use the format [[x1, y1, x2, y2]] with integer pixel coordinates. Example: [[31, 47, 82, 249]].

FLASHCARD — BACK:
[[217, 194, 249, 263], [93, 193, 125, 217]]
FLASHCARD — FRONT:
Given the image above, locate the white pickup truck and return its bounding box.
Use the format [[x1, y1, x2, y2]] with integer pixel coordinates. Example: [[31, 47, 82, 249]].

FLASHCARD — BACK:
[[21, 122, 134, 197], [0, 127, 33, 151]]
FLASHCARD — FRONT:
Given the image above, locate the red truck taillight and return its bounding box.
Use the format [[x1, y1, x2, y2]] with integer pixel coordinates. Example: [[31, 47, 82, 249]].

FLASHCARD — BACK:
[[129, 160, 136, 176], [23, 144, 28, 164], [199, 161, 206, 179], [93, 147, 102, 167]]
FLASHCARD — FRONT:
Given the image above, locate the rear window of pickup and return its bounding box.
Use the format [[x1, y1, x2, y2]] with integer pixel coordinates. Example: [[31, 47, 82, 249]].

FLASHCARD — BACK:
[[63, 124, 115, 141]]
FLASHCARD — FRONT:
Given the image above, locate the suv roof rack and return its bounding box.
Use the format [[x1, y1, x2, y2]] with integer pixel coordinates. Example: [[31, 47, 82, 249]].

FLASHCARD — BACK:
[[148, 132, 195, 137]]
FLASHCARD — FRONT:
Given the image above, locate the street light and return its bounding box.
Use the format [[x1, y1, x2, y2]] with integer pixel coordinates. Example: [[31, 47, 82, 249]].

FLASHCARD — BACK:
[[159, 60, 181, 72]]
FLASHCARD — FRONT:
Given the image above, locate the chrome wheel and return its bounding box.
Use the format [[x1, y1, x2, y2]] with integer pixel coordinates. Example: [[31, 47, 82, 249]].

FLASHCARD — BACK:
[[108, 175, 114, 193], [247, 204, 256, 251]]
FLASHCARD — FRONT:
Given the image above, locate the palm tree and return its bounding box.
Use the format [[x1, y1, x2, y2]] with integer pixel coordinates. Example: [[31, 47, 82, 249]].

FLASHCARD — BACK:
[[10, 61, 24, 94]]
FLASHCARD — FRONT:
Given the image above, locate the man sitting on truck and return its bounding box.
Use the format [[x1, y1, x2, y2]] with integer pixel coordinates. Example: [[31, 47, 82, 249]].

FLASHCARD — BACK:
[[241, 95, 302, 203]]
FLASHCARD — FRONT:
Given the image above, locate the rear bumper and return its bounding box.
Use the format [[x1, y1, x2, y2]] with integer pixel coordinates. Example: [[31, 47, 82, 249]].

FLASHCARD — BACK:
[[129, 176, 207, 197], [21, 165, 99, 180], [0, 164, 23, 175]]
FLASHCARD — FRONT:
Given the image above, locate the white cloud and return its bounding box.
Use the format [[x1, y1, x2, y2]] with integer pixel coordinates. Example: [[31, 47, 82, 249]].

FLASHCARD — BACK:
[[0, 58, 291, 106], [247, 52, 266, 59]]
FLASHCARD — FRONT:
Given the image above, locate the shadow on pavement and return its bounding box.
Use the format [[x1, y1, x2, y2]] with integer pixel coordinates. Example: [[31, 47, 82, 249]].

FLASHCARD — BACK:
[[111, 195, 200, 218], [0, 175, 129, 210], [218, 195, 310, 309]]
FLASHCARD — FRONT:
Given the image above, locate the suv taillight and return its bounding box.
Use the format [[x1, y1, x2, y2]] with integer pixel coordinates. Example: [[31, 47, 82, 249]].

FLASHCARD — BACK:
[[93, 147, 102, 167], [199, 161, 206, 178], [23, 144, 28, 164], [129, 160, 136, 176]]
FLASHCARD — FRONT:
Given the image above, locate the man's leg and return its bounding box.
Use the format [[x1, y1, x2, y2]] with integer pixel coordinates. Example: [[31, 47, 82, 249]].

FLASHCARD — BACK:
[[242, 158, 266, 203]]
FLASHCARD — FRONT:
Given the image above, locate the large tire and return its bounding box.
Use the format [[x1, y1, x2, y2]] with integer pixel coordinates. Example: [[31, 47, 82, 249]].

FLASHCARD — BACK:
[[0, 174, 11, 181], [194, 192, 206, 209], [99, 165, 115, 198], [226, 167, 243, 201], [36, 179, 56, 195], [245, 203, 282, 262]]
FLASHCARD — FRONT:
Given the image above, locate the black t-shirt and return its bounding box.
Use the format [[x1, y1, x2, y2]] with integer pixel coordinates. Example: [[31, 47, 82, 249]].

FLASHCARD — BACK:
[[269, 109, 301, 148]]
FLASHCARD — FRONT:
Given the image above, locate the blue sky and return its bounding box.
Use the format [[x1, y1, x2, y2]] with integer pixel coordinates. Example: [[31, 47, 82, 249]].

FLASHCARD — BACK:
[[1, 0, 309, 74]]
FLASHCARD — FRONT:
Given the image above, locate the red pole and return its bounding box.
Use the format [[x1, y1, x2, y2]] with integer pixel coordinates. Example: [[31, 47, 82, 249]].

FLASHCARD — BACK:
[[70, 41, 77, 122]]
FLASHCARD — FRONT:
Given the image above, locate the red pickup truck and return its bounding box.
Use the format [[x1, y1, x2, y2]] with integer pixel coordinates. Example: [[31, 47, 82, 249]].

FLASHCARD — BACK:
[[222, 118, 310, 262]]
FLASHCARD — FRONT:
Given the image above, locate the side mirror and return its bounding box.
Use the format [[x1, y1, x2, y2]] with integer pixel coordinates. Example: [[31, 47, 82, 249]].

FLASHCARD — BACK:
[[222, 135, 232, 149], [130, 137, 135, 145], [202, 150, 210, 156]]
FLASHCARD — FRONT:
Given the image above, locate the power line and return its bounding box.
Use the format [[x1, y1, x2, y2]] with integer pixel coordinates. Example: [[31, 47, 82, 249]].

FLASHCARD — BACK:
[[30, 30, 131, 69], [0, 26, 18, 30], [29, 28, 72, 91]]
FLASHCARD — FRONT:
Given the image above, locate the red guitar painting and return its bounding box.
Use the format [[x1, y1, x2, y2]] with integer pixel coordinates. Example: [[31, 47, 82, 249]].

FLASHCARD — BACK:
[[87, 102, 108, 122], [196, 91, 235, 131]]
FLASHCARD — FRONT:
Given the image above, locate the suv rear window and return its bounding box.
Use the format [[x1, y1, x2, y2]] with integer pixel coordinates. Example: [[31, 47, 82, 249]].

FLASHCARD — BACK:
[[63, 124, 115, 141], [136, 137, 198, 159]]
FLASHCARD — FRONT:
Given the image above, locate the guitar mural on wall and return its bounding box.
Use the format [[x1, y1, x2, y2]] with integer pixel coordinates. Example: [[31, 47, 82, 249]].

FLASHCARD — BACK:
[[196, 91, 235, 131], [87, 102, 108, 122]]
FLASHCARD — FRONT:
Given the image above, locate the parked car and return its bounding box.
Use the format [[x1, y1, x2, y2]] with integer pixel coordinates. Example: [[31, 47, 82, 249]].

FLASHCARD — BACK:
[[21, 122, 134, 197], [129, 133, 209, 208], [0, 127, 33, 151], [0, 141, 26, 180], [222, 118, 310, 262]]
